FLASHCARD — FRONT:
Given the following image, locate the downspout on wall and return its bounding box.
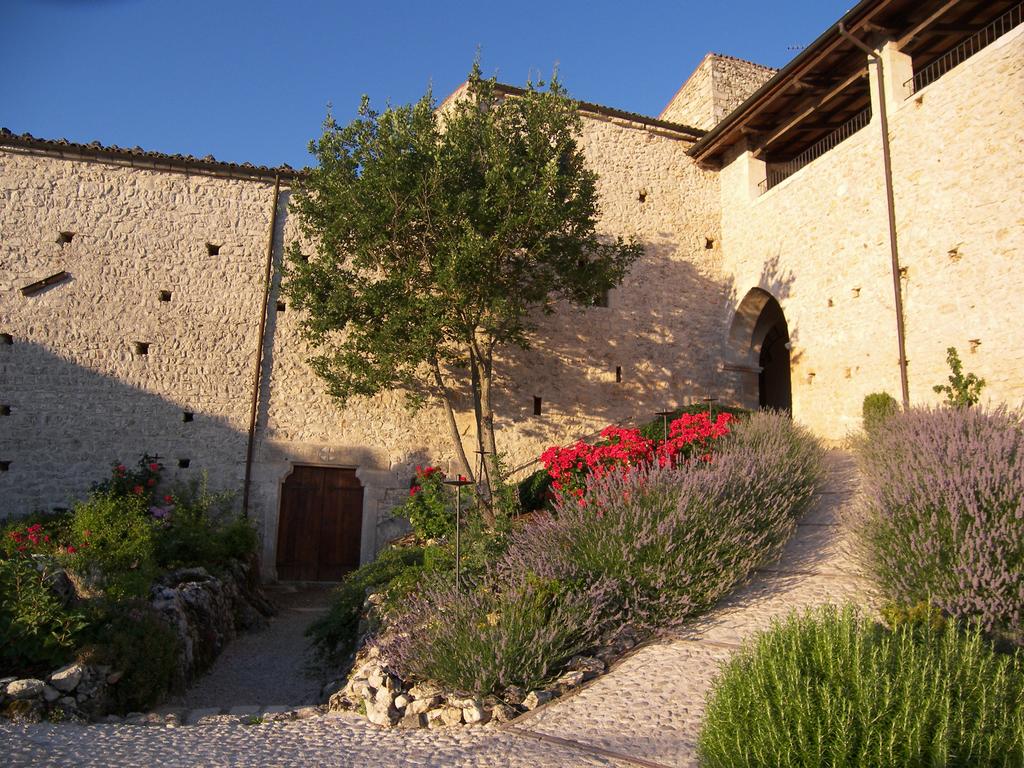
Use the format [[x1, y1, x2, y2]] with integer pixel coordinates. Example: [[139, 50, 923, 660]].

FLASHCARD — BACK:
[[837, 23, 911, 409], [241, 174, 281, 517]]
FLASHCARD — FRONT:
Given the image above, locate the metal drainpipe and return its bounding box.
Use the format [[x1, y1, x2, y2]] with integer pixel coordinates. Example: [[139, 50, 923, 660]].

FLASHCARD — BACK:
[[241, 173, 281, 518], [838, 23, 911, 409]]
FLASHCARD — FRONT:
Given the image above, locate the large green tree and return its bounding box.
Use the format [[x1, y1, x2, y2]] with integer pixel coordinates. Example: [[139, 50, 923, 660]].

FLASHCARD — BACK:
[[283, 65, 641, 507]]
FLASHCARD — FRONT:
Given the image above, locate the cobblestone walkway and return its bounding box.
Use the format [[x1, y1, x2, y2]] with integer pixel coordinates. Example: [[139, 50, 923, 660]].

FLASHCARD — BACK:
[[1, 451, 870, 767]]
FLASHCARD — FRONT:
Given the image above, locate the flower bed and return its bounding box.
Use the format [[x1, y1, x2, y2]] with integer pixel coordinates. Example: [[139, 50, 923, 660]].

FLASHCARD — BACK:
[[0, 456, 269, 722], [326, 411, 823, 727]]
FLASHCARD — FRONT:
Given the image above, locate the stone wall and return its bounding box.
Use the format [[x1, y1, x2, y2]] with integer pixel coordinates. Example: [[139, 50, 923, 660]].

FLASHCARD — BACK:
[[660, 53, 776, 130], [0, 151, 277, 513], [717, 25, 1024, 440]]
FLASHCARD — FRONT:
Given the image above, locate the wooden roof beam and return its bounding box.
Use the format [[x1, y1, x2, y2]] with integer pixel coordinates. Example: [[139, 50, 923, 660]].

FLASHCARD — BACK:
[[897, 0, 965, 47]]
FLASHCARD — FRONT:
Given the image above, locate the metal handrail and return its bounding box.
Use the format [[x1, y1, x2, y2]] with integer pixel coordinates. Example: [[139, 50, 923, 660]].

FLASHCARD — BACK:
[[906, 2, 1023, 95], [758, 106, 873, 194]]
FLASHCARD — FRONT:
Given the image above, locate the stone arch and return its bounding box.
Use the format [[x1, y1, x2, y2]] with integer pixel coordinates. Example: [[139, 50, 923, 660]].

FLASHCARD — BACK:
[[726, 288, 792, 412]]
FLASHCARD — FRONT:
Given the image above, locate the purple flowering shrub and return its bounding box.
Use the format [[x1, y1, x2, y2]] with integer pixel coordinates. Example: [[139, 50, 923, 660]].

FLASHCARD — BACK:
[[854, 406, 1024, 643], [384, 412, 823, 693]]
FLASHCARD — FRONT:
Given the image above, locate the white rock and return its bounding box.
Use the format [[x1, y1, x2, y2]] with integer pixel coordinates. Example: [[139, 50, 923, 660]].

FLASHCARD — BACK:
[[491, 703, 518, 722], [408, 695, 442, 715], [462, 704, 490, 724], [393, 694, 409, 709], [522, 690, 555, 710], [440, 706, 463, 726], [49, 663, 84, 693], [6, 679, 45, 699]]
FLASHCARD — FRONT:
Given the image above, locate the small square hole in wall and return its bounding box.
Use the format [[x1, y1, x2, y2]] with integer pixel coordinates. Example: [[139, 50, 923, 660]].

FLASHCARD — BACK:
[[615, 366, 622, 383], [182, 411, 194, 422], [533, 396, 543, 416], [57, 231, 75, 246], [133, 341, 150, 356], [178, 458, 191, 469], [969, 338, 981, 353], [0, 461, 10, 472], [206, 243, 221, 256], [0, 405, 10, 416], [159, 290, 172, 302], [704, 237, 714, 250], [637, 190, 647, 203], [827, 298, 834, 307], [52, 506, 68, 514], [0, 333, 12, 345], [276, 301, 286, 312], [899, 266, 909, 279], [851, 287, 861, 299]]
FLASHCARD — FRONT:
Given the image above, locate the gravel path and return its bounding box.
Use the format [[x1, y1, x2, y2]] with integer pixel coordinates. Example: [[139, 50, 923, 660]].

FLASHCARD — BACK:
[[164, 583, 336, 710], [2, 451, 871, 768]]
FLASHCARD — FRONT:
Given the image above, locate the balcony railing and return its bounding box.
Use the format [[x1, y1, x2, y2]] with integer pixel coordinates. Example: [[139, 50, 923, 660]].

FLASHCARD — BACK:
[[758, 106, 873, 194], [907, 2, 1023, 95]]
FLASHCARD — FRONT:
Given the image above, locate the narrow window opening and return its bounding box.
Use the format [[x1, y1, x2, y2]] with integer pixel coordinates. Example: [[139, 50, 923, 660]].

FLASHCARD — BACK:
[[533, 396, 543, 416], [57, 231, 75, 246], [851, 287, 861, 299], [637, 190, 647, 203], [807, 372, 816, 384], [182, 411, 194, 422], [0, 405, 10, 416], [704, 237, 714, 250], [615, 366, 622, 383], [178, 458, 191, 468], [133, 341, 150, 356], [899, 266, 909, 279], [827, 298, 834, 308], [206, 243, 221, 256], [0, 461, 10, 472], [0, 333, 12, 345], [276, 301, 286, 312], [52, 507, 68, 514], [159, 290, 172, 302]]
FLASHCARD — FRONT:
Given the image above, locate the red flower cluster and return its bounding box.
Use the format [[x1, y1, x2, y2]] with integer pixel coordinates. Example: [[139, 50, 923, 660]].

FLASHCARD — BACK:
[[410, 465, 444, 496], [541, 412, 734, 499], [7, 523, 51, 554]]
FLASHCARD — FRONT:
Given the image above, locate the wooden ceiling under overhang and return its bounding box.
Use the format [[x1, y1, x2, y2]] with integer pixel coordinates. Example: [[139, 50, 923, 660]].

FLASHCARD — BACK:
[[689, 0, 1020, 165]]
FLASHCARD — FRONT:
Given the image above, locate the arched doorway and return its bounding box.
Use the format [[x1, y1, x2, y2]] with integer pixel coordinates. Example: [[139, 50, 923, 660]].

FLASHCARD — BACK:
[[727, 288, 792, 413]]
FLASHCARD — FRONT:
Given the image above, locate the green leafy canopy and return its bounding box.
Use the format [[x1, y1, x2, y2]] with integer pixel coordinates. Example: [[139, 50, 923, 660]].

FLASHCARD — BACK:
[[283, 63, 642, 407]]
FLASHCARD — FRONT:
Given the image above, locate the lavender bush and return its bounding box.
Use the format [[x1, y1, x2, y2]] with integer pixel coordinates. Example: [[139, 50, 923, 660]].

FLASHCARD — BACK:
[[384, 412, 823, 693], [853, 406, 1024, 643]]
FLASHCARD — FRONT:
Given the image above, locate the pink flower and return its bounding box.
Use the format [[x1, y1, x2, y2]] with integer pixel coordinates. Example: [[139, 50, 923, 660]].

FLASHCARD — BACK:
[[148, 462, 160, 472], [65, 545, 77, 554], [132, 485, 144, 495], [163, 495, 174, 504], [409, 485, 421, 496]]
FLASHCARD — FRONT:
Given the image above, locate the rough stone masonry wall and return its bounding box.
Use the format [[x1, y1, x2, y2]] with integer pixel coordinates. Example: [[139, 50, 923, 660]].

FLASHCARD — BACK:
[[249, 113, 725, 573], [660, 54, 776, 130], [718, 25, 1024, 440], [0, 150, 276, 515]]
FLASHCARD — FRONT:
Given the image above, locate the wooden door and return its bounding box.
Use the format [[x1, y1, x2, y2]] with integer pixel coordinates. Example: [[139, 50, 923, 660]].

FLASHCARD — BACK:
[[276, 466, 363, 581]]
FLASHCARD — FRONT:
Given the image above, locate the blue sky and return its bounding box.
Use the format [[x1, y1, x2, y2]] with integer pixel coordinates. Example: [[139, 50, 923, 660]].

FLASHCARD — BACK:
[[2, 0, 853, 169]]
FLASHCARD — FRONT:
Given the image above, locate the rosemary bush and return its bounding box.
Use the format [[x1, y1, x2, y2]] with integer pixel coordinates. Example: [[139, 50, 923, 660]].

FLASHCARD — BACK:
[[699, 606, 1024, 768]]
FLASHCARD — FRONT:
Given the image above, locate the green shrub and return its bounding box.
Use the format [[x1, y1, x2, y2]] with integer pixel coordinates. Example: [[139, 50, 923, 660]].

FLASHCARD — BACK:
[[933, 346, 986, 408], [68, 491, 157, 599], [517, 468, 553, 512], [0, 555, 88, 674], [306, 544, 426, 661], [394, 466, 455, 540], [153, 477, 255, 569], [699, 606, 1024, 768], [862, 391, 899, 433], [79, 600, 180, 713]]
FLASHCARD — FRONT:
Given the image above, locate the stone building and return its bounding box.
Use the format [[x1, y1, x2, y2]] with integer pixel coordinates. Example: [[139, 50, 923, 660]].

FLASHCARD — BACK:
[[2, 0, 1021, 579]]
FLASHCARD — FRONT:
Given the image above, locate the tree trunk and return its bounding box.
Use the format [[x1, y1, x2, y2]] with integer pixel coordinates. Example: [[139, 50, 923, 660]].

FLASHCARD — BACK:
[[469, 339, 496, 526], [430, 358, 475, 485]]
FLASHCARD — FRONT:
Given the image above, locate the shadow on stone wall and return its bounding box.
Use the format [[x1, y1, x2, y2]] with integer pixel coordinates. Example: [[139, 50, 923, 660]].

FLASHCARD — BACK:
[[0, 340, 249, 519]]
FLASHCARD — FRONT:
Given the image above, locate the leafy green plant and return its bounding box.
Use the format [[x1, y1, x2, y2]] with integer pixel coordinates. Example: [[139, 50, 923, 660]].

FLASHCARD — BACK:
[[0, 554, 88, 673], [79, 600, 180, 713], [699, 606, 1024, 768], [153, 476, 255, 569], [306, 544, 426, 661], [517, 468, 553, 512], [862, 391, 899, 433], [933, 346, 985, 407], [67, 491, 157, 599], [395, 466, 455, 540]]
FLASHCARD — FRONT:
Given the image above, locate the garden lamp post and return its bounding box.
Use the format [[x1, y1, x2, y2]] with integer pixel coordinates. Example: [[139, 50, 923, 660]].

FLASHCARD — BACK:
[[443, 475, 473, 594], [655, 410, 676, 442], [703, 394, 718, 418]]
